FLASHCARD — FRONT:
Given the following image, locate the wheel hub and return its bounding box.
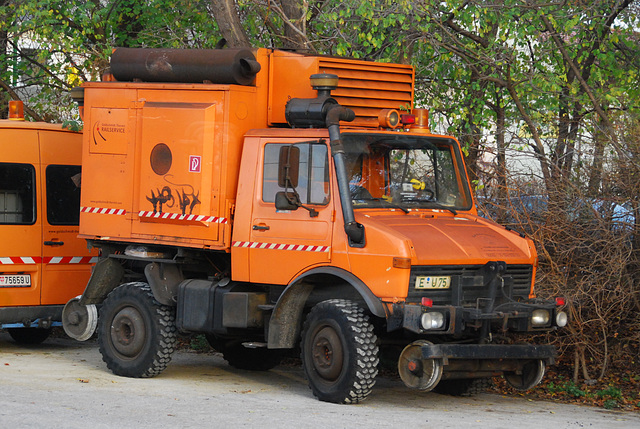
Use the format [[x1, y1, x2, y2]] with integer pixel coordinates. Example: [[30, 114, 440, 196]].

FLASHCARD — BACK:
[[110, 306, 146, 358], [311, 326, 344, 381]]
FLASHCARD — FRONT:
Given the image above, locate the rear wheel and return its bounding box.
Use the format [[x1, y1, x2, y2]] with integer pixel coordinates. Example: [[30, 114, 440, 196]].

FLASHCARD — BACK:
[[98, 282, 177, 378], [301, 299, 379, 404], [7, 327, 51, 345]]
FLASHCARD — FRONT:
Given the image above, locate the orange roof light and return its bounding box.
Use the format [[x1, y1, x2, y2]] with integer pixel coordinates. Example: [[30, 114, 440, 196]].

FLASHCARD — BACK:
[[412, 108, 430, 133], [378, 109, 400, 129], [8, 100, 25, 121]]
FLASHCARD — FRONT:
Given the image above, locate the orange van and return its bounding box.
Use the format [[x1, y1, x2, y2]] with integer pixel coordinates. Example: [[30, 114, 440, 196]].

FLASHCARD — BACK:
[[0, 101, 96, 344]]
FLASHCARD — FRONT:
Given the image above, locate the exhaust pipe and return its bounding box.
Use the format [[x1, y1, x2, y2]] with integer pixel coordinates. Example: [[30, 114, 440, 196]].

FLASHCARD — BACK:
[[285, 74, 365, 246]]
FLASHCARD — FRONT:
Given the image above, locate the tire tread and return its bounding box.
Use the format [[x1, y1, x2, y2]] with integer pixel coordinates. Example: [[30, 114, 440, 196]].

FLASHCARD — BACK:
[[98, 282, 177, 378]]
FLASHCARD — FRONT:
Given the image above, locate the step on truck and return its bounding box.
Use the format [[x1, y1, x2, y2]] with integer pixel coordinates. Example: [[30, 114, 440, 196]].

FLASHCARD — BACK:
[[0, 101, 97, 344], [63, 48, 568, 403]]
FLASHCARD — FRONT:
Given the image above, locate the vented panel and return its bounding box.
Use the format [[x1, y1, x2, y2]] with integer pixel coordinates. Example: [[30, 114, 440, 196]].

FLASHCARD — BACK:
[[268, 51, 414, 127], [318, 59, 414, 127]]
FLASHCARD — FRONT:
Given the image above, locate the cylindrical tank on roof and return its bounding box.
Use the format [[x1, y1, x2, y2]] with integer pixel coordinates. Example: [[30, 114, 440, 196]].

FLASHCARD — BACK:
[[110, 48, 261, 85]]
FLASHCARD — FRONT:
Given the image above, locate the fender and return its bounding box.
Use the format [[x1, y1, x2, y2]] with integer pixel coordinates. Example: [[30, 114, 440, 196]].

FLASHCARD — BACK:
[[267, 266, 384, 349], [78, 257, 125, 306]]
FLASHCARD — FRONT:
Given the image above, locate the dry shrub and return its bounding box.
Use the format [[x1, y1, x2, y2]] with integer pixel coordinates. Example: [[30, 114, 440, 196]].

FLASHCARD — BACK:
[[478, 174, 639, 382]]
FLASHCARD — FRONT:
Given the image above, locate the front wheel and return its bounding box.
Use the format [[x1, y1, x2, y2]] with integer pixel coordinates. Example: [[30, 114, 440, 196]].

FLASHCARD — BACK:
[[98, 282, 177, 378], [301, 299, 379, 404]]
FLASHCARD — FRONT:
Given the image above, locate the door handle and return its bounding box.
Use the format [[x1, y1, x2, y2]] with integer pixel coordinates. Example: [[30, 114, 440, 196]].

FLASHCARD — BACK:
[[252, 225, 270, 231], [44, 241, 65, 246]]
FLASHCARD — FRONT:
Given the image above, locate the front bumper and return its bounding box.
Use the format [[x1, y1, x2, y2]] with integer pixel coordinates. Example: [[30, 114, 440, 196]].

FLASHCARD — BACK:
[[395, 302, 563, 335], [422, 343, 556, 364]]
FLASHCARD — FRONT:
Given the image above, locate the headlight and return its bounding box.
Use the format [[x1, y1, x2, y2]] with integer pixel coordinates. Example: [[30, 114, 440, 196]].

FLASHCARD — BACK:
[[531, 309, 550, 326], [556, 311, 568, 327], [421, 312, 444, 330]]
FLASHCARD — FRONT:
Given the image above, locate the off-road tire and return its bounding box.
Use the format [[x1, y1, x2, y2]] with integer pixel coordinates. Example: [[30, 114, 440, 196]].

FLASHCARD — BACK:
[[300, 299, 379, 404], [7, 327, 51, 345], [98, 282, 177, 378], [434, 377, 494, 396]]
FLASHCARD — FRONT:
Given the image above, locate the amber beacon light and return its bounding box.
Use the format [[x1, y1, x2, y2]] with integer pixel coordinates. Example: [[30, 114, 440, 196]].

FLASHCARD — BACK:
[[8, 100, 25, 120]]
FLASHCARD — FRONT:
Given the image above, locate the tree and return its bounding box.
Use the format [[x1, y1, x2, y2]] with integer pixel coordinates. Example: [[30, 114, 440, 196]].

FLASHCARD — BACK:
[[0, 0, 218, 121]]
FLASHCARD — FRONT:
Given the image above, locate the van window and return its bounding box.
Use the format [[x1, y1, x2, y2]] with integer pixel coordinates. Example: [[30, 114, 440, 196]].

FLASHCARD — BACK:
[[46, 165, 81, 225], [0, 163, 35, 224], [263, 142, 329, 205]]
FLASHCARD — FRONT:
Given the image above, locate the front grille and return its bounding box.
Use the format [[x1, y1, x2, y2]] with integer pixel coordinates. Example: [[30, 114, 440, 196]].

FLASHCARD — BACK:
[[407, 264, 533, 307]]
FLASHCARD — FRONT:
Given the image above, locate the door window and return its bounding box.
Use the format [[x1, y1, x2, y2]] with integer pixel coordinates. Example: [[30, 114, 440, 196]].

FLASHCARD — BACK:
[[0, 163, 35, 224], [262, 142, 330, 205], [46, 165, 82, 225]]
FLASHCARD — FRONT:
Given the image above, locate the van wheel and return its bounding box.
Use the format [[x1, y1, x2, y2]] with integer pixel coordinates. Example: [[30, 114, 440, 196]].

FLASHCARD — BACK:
[[301, 299, 379, 404], [7, 327, 51, 345], [98, 282, 177, 378]]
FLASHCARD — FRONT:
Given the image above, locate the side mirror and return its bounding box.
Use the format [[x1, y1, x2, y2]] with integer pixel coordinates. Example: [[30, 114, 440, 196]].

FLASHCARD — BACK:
[[278, 146, 300, 188], [275, 191, 299, 211]]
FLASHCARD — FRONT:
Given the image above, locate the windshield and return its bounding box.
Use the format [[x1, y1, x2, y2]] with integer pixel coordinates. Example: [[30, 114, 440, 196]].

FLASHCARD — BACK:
[[342, 133, 473, 211]]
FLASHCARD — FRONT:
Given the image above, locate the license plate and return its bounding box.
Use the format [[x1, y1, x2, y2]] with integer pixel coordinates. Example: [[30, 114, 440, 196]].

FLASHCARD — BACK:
[[415, 276, 450, 289], [0, 274, 31, 287]]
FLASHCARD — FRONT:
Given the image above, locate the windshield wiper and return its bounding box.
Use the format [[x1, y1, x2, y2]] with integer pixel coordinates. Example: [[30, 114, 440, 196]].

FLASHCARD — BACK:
[[424, 202, 457, 215], [355, 197, 409, 214]]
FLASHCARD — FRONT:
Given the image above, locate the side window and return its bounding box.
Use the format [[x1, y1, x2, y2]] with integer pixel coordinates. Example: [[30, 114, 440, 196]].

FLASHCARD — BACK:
[[0, 163, 35, 224], [46, 165, 81, 225], [262, 142, 330, 205]]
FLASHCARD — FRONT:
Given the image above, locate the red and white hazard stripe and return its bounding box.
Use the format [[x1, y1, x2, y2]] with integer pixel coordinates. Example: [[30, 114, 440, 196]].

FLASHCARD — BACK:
[[138, 211, 228, 224], [0, 256, 98, 265], [232, 241, 330, 253], [81, 206, 127, 215], [0, 257, 40, 265]]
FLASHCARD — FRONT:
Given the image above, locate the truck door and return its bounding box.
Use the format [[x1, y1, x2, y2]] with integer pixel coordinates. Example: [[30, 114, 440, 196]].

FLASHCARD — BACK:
[[0, 129, 41, 307], [246, 140, 333, 284], [39, 130, 95, 305]]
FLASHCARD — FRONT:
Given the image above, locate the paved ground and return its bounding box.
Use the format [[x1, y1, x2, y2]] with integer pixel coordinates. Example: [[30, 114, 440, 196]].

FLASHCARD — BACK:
[[1, 332, 639, 428]]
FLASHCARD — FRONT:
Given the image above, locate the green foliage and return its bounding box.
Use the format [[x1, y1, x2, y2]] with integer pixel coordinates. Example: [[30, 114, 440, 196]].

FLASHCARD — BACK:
[[596, 385, 623, 400], [62, 119, 82, 132], [547, 380, 587, 398], [189, 334, 210, 352], [603, 399, 619, 410], [1, 0, 219, 120]]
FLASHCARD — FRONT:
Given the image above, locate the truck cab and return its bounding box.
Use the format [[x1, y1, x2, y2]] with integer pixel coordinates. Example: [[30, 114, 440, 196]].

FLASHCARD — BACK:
[[0, 101, 97, 344]]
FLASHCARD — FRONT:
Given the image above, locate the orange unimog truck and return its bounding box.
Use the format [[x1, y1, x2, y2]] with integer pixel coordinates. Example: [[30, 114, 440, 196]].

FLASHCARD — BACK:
[[0, 101, 97, 344], [63, 48, 567, 403]]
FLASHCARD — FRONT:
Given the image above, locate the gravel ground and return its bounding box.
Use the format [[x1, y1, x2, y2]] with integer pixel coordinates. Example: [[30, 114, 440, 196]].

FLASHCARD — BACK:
[[1, 332, 639, 428]]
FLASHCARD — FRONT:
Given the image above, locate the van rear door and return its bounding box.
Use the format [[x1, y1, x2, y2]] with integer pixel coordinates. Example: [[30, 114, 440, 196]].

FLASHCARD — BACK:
[[39, 129, 95, 305], [0, 128, 42, 307]]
